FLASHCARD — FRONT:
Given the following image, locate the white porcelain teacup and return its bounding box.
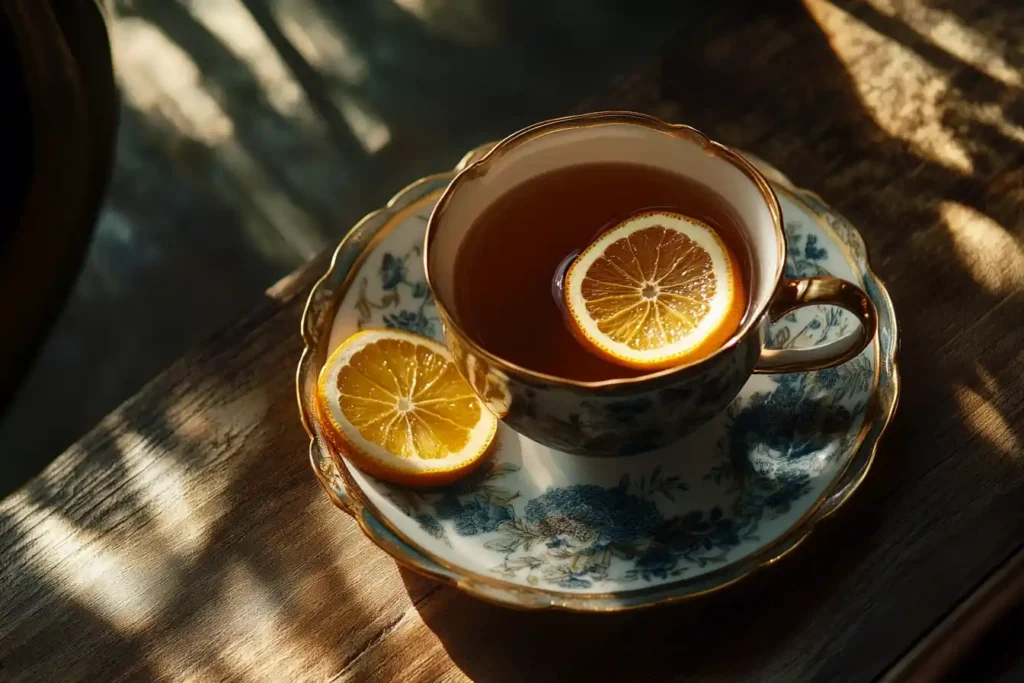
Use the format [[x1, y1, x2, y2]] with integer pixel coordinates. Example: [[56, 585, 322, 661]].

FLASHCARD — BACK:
[[425, 112, 877, 456]]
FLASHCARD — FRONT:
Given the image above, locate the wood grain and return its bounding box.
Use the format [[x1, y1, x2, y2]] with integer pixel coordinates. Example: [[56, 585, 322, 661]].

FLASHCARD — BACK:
[[883, 546, 1024, 682], [1, 0, 1022, 681]]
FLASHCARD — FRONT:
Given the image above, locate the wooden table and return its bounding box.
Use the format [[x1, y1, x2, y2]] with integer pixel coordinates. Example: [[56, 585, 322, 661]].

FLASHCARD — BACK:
[[2, 1, 1022, 680]]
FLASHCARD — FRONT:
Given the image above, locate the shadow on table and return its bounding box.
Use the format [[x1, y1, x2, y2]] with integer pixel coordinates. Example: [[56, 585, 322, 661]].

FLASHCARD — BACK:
[[413, 0, 1024, 679]]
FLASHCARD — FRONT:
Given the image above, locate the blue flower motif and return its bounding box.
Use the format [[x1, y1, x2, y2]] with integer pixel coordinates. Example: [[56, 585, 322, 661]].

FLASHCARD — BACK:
[[633, 545, 678, 580], [803, 234, 828, 261], [725, 370, 857, 469], [453, 500, 511, 536], [411, 281, 430, 299], [524, 484, 662, 543], [415, 514, 445, 540], [380, 253, 406, 290], [433, 492, 464, 521], [655, 508, 743, 553], [581, 542, 610, 557], [808, 318, 822, 330], [558, 574, 592, 589], [383, 310, 433, 336], [814, 367, 840, 391]]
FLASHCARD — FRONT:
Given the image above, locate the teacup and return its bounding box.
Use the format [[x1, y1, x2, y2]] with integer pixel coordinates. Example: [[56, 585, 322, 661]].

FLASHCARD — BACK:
[[425, 111, 877, 456]]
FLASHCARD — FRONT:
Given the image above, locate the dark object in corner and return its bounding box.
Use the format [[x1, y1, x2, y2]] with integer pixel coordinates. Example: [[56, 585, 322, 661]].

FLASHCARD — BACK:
[[0, 0, 118, 413]]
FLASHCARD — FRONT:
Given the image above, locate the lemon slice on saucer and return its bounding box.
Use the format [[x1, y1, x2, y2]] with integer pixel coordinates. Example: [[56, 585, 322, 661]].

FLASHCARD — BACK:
[[316, 329, 497, 487], [563, 210, 745, 370]]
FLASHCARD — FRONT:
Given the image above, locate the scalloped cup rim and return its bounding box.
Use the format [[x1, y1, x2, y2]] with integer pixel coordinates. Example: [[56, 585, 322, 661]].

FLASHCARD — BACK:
[[424, 111, 787, 389]]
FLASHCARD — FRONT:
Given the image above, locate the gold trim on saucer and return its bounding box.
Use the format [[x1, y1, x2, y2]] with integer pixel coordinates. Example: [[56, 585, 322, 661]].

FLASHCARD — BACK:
[[295, 138, 901, 612]]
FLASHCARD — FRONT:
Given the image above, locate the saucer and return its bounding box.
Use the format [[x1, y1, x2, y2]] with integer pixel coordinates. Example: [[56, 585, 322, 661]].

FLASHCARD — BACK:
[[297, 144, 899, 611]]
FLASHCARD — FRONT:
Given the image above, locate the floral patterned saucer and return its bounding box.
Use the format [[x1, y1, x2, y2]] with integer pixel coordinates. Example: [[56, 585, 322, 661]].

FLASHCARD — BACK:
[[297, 145, 899, 611]]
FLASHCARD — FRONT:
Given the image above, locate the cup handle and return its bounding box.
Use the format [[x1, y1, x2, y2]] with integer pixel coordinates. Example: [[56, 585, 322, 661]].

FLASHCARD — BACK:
[[754, 276, 878, 374]]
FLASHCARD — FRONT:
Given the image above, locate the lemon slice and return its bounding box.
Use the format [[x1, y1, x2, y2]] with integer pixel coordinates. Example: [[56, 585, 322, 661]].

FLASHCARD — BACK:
[[564, 210, 744, 370], [316, 329, 497, 487]]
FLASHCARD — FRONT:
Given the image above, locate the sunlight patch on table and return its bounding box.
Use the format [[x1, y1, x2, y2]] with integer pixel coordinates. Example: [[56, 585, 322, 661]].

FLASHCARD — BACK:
[[113, 18, 235, 145], [865, 0, 1022, 88], [805, 0, 976, 175], [970, 101, 1024, 146], [197, 564, 323, 681], [186, 0, 306, 119], [939, 201, 1024, 296], [179, 382, 272, 435], [134, 563, 309, 681], [273, 0, 369, 85], [190, 0, 390, 154], [17, 512, 180, 634], [974, 362, 1000, 398], [110, 14, 326, 261], [115, 431, 218, 556], [954, 384, 1021, 457], [391, 0, 499, 46], [334, 95, 391, 154]]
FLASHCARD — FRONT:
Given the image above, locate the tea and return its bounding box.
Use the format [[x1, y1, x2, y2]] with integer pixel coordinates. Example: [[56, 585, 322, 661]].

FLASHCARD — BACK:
[[452, 162, 750, 381]]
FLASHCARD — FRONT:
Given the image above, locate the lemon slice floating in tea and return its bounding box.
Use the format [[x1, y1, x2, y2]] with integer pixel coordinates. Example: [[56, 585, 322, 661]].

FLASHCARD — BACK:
[[563, 210, 745, 370], [316, 329, 497, 487]]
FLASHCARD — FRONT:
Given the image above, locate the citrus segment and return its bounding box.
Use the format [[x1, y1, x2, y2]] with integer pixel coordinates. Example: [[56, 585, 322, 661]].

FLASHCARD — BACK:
[[316, 329, 497, 487], [564, 211, 744, 369]]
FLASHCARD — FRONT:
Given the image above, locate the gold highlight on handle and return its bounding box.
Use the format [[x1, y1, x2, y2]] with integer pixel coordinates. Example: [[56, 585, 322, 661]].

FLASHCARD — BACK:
[[754, 277, 878, 374]]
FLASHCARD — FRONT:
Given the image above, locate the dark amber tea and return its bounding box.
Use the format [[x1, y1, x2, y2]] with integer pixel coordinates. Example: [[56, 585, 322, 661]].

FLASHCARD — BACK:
[[452, 162, 750, 381]]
